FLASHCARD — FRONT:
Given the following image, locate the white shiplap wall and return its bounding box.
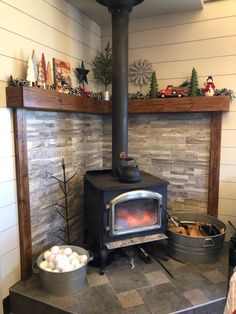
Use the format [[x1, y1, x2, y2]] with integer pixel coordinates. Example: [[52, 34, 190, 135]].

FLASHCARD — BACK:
[[101, 0, 236, 239], [0, 0, 100, 308], [1, 0, 236, 309]]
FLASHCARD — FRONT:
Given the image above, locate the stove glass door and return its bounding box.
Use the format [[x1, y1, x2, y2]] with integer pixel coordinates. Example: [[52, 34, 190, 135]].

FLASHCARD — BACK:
[[109, 190, 162, 236]]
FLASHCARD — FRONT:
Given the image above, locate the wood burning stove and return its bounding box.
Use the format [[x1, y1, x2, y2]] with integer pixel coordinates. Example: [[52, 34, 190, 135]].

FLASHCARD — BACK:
[[84, 169, 168, 273], [83, 0, 169, 274], [83, 2, 169, 269]]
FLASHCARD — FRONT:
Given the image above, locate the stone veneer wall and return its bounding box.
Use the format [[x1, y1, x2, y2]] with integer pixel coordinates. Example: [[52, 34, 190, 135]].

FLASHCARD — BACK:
[[102, 113, 211, 213], [26, 111, 103, 258], [26, 111, 211, 258]]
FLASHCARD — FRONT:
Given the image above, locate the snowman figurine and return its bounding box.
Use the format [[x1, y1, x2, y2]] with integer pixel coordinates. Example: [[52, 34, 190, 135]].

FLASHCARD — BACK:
[[204, 76, 215, 97]]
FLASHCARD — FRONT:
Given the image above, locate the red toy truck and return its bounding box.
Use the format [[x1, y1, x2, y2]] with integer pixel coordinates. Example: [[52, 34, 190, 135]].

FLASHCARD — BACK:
[[159, 85, 187, 98]]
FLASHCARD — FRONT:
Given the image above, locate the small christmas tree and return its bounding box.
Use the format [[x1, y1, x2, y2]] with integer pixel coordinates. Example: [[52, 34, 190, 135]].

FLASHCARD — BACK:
[[37, 61, 45, 88], [189, 67, 199, 97], [149, 71, 158, 98], [46, 61, 53, 89], [31, 50, 38, 84], [41, 53, 47, 83], [92, 41, 112, 91], [26, 56, 35, 86]]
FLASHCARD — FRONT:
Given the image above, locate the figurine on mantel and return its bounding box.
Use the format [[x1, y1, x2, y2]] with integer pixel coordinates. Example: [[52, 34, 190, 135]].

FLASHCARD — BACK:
[[204, 76, 215, 97]]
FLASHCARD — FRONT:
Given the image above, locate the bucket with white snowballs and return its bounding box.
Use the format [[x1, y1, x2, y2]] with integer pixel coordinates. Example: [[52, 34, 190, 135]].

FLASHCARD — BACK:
[[37, 245, 92, 295]]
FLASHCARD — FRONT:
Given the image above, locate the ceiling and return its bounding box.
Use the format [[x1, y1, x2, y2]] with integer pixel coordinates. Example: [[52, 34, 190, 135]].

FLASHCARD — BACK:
[[66, 0, 205, 26]]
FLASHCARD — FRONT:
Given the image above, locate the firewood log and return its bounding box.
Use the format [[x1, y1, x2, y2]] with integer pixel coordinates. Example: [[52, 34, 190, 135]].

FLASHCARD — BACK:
[[186, 226, 204, 237], [168, 226, 187, 235]]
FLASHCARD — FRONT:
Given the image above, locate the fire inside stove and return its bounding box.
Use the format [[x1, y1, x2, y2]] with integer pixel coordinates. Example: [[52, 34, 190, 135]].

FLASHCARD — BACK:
[[115, 199, 159, 230], [108, 190, 162, 236]]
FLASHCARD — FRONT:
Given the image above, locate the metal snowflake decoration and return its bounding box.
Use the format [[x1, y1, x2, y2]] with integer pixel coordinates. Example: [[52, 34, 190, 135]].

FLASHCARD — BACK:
[[129, 59, 153, 91]]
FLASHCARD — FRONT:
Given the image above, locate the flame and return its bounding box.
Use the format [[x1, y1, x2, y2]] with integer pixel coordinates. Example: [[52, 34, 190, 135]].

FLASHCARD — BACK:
[[115, 208, 157, 230]]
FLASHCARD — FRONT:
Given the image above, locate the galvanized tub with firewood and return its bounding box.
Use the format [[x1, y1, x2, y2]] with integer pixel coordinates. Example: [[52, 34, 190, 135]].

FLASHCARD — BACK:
[[166, 212, 226, 264]]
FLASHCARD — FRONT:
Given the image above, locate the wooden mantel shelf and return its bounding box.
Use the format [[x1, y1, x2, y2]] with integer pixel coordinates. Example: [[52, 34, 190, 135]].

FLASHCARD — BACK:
[[6, 86, 230, 113]]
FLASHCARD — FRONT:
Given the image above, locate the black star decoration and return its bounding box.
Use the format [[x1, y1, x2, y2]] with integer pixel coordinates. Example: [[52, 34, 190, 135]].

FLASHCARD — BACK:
[[76, 61, 89, 85]]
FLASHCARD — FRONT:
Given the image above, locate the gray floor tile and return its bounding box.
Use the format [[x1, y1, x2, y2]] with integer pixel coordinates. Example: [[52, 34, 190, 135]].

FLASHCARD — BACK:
[[170, 265, 224, 295], [67, 284, 122, 314], [183, 288, 210, 306], [106, 265, 151, 294], [175, 298, 226, 314], [138, 282, 192, 314], [202, 270, 227, 284], [144, 270, 170, 286], [201, 281, 227, 300], [135, 256, 164, 273], [116, 289, 144, 309]]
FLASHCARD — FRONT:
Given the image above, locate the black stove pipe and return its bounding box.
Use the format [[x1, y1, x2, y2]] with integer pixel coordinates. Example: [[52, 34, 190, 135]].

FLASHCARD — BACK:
[[111, 8, 129, 175], [96, 0, 143, 176]]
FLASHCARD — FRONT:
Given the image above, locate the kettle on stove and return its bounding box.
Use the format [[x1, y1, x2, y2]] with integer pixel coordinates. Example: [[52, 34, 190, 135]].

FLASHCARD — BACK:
[[116, 157, 141, 183]]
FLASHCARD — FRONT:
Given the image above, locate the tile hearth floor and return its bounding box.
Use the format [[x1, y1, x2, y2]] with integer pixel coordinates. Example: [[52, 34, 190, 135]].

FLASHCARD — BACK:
[[10, 244, 229, 314]]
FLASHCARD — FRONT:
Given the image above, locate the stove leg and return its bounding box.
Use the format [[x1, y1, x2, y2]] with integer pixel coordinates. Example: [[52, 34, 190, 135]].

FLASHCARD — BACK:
[[99, 247, 108, 275]]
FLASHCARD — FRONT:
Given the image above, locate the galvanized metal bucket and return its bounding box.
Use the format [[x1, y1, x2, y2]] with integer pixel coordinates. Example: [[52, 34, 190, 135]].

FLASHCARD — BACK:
[[37, 245, 92, 295], [166, 212, 226, 264]]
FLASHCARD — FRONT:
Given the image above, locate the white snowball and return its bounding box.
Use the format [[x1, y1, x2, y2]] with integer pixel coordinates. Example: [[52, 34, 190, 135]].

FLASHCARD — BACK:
[[48, 253, 56, 262], [59, 248, 65, 254], [45, 267, 53, 272], [71, 252, 79, 258], [53, 269, 60, 273], [56, 260, 65, 271], [79, 255, 88, 264], [50, 246, 60, 254], [47, 260, 55, 270], [43, 250, 52, 260], [70, 258, 80, 268], [39, 260, 48, 270], [68, 254, 75, 262], [63, 258, 70, 267], [64, 247, 73, 256], [62, 264, 74, 272], [54, 253, 64, 263]]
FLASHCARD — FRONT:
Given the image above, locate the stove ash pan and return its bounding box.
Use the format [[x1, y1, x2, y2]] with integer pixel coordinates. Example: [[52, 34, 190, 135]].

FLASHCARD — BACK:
[[106, 190, 163, 237]]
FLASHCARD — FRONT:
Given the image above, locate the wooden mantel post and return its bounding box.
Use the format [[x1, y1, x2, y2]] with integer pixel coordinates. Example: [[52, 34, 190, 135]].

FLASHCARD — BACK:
[[208, 112, 222, 217], [13, 108, 32, 280]]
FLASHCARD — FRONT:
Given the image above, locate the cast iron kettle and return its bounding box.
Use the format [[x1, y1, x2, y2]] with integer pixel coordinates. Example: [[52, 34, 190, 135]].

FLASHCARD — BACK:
[[117, 157, 141, 183]]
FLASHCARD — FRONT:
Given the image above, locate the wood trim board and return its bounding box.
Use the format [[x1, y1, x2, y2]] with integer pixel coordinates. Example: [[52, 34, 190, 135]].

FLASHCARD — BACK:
[[13, 109, 32, 280]]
